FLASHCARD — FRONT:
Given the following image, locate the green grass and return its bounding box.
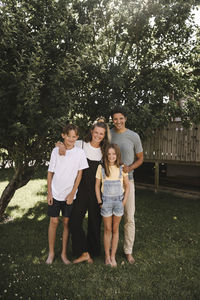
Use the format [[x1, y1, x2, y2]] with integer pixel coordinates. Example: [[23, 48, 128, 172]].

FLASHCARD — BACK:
[[0, 167, 200, 300]]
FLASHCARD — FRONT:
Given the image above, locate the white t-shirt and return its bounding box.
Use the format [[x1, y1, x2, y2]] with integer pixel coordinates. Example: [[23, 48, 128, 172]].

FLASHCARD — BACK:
[[76, 140, 102, 161], [48, 146, 88, 201]]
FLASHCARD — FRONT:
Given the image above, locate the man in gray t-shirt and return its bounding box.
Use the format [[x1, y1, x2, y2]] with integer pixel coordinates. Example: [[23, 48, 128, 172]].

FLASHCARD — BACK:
[[110, 107, 143, 264]]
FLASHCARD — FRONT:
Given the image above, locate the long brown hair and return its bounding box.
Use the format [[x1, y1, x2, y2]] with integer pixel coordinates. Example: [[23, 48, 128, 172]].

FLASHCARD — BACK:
[[103, 143, 122, 177], [85, 121, 109, 156]]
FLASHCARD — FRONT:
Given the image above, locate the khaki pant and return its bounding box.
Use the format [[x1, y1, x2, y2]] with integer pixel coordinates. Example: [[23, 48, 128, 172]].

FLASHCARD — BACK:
[[123, 180, 135, 254]]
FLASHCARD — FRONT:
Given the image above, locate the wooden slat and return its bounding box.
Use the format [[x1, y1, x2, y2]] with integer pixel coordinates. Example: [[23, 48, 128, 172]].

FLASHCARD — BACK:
[[143, 123, 200, 164]]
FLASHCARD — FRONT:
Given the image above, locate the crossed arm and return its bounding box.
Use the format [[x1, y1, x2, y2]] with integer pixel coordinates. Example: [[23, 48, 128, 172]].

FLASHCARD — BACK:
[[123, 151, 144, 173]]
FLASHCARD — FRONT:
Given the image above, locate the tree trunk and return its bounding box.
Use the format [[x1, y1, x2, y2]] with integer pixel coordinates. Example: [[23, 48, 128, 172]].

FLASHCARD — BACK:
[[0, 166, 35, 218]]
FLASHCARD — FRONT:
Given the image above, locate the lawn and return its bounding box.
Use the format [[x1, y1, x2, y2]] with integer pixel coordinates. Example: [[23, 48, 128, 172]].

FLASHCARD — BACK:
[[0, 167, 200, 300]]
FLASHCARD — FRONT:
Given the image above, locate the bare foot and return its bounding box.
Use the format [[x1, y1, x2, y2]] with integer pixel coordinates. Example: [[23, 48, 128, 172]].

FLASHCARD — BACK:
[[110, 257, 117, 268], [87, 257, 94, 264], [105, 257, 112, 266], [61, 255, 71, 265], [126, 254, 135, 264], [46, 254, 54, 265], [73, 252, 92, 264]]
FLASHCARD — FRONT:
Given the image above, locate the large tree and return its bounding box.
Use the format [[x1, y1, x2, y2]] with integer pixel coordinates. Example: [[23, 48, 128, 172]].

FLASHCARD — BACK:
[[0, 0, 92, 216], [0, 0, 200, 217]]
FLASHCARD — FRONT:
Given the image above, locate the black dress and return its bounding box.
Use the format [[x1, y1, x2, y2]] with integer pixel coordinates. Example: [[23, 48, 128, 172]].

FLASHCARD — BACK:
[[69, 158, 102, 257]]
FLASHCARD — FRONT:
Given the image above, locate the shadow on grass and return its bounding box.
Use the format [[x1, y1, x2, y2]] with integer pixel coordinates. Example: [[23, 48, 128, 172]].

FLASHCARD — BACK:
[[1, 189, 200, 262], [0, 190, 200, 299], [36, 184, 48, 197], [0, 199, 86, 265], [0, 201, 49, 258], [6, 205, 20, 214]]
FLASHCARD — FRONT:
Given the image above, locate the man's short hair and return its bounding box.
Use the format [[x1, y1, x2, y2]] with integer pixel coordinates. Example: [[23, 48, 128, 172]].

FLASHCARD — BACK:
[[110, 106, 128, 119]]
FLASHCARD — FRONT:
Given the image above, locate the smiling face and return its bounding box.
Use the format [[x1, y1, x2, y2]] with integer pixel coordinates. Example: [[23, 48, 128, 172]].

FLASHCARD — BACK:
[[61, 129, 78, 149], [112, 113, 127, 132], [91, 126, 106, 145], [107, 147, 117, 165]]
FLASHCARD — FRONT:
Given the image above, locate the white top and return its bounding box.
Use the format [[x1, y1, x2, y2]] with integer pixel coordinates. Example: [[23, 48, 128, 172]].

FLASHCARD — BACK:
[[76, 140, 102, 161], [48, 146, 89, 201]]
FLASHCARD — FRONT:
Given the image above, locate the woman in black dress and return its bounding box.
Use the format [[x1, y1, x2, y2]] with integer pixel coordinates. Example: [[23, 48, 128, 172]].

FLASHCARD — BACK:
[[71, 121, 109, 263]]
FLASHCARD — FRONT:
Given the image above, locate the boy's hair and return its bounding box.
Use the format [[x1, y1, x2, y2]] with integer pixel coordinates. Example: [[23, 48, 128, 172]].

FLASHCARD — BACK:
[[62, 123, 79, 136], [103, 143, 122, 177], [110, 106, 128, 119]]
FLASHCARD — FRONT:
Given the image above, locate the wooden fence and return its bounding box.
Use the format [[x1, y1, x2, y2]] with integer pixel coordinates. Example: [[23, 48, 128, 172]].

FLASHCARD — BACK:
[[141, 123, 200, 193], [143, 123, 200, 165]]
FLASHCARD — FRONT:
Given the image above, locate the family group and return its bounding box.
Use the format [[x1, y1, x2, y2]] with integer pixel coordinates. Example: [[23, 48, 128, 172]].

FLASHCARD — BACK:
[[46, 106, 143, 267]]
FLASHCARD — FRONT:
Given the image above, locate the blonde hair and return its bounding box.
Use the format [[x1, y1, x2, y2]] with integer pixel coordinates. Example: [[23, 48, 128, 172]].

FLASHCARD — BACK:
[[93, 117, 111, 143], [103, 143, 122, 177]]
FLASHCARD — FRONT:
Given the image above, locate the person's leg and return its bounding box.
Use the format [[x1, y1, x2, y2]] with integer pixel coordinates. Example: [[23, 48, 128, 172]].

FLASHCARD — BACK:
[[110, 215, 122, 267], [70, 193, 93, 263], [69, 194, 88, 258], [61, 217, 71, 264], [46, 217, 59, 264], [87, 197, 102, 257], [103, 216, 112, 265], [123, 180, 135, 264]]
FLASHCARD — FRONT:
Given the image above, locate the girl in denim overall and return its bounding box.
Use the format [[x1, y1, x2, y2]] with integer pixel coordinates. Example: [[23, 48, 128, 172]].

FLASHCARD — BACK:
[[95, 144, 130, 267]]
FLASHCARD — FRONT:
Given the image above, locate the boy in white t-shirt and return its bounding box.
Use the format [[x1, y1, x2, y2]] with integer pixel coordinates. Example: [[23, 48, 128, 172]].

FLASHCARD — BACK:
[[46, 124, 88, 265]]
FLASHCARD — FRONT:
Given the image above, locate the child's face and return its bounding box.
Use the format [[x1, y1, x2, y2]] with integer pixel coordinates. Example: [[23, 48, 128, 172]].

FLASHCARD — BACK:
[[61, 130, 78, 149], [107, 148, 117, 165]]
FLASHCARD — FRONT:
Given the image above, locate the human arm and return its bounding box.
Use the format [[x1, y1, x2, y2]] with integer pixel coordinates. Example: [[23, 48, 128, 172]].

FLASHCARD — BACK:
[[122, 175, 130, 206], [123, 151, 144, 173], [95, 178, 103, 207], [65, 170, 83, 205], [55, 141, 66, 156], [95, 165, 103, 206], [47, 171, 54, 205]]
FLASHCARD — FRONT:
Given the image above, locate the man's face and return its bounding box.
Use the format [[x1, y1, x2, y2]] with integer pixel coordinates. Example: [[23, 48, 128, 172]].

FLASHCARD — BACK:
[[112, 113, 127, 131]]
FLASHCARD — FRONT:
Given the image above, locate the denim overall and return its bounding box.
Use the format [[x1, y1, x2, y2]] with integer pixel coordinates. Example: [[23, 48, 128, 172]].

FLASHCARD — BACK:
[[101, 166, 124, 217]]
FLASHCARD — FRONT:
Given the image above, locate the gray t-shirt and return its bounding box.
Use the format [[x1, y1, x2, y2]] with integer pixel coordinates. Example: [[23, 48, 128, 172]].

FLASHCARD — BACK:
[[110, 128, 143, 179]]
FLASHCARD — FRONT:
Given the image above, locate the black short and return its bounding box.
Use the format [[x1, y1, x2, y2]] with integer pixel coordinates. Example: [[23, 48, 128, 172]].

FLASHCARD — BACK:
[[48, 199, 73, 218]]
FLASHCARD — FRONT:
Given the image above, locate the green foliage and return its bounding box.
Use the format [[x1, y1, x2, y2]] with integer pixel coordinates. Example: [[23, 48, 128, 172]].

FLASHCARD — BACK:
[[0, 0, 93, 166], [67, 0, 200, 133], [0, 0, 97, 214], [1, 0, 199, 153]]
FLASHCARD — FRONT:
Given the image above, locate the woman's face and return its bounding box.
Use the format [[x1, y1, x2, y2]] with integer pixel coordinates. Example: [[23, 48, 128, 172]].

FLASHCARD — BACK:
[[91, 126, 105, 144]]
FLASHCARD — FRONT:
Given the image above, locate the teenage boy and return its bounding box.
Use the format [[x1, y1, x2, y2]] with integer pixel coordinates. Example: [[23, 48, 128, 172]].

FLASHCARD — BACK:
[[46, 124, 88, 265], [110, 107, 143, 264]]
